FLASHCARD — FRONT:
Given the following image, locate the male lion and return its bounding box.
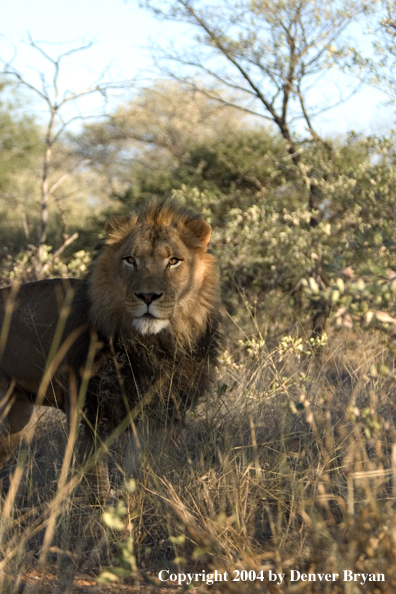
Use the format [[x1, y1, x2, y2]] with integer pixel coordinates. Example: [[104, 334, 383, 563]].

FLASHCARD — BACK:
[[0, 198, 221, 494]]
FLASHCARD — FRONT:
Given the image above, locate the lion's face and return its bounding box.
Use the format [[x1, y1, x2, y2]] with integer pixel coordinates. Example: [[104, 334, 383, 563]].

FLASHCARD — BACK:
[[88, 200, 220, 343], [119, 224, 206, 335]]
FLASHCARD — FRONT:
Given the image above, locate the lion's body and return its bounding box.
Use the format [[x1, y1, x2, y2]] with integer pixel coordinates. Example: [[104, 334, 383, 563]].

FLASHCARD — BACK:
[[0, 199, 221, 487], [0, 279, 82, 410]]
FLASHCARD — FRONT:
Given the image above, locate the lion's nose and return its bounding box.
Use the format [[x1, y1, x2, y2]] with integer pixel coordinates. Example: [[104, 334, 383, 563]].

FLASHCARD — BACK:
[[136, 292, 163, 305]]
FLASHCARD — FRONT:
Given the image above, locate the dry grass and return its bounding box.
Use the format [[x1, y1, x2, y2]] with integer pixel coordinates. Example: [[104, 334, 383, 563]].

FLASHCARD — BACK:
[[1, 329, 396, 592]]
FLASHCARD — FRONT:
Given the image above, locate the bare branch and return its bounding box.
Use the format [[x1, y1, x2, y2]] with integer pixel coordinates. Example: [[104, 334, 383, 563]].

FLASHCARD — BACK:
[[52, 114, 109, 144], [48, 158, 92, 197], [174, 0, 281, 124], [0, 36, 132, 261], [1, 68, 51, 105], [39, 232, 79, 275], [52, 232, 79, 259], [290, 80, 365, 123], [173, 79, 275, 121], [56, 80, 127, 109], [25, 33, 56, 66], [297, 79, 322, 140], [152, 49, 259, 98]]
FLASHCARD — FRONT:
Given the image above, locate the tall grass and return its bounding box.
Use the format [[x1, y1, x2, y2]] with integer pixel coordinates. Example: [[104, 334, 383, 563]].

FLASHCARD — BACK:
[[0, 325, 396, 592]]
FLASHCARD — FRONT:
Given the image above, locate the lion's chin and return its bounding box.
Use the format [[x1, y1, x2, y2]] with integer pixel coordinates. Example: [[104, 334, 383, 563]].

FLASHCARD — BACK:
[[132, 317, 170, 336]]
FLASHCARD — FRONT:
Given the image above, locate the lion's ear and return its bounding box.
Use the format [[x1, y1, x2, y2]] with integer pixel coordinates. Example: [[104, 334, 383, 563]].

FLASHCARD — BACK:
[[185, 219, 212, 247], [105, 215, 138, 244]]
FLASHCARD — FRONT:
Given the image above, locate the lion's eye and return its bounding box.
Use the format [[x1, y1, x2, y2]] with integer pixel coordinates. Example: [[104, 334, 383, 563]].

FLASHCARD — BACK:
[[168, 257, 181, 267], [123, 256, 136, 266]]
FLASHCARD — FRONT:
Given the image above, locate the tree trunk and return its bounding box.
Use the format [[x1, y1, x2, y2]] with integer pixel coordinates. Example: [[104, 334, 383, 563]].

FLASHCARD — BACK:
[[38, 113, 55, 261]]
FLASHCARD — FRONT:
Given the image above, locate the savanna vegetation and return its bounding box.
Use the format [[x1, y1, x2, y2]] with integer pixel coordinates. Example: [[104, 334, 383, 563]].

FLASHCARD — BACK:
[[3, 0, 396, 591]]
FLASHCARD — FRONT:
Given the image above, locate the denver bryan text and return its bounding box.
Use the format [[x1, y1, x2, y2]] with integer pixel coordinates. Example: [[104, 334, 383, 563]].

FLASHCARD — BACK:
[[289, 570, 385, 586]]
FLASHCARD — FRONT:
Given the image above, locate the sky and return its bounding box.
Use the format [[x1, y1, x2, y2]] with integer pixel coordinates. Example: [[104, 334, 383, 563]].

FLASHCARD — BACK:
[[1, 0, 395, 136], [1, 0, 186, 122], [1, 0, 162, 78]]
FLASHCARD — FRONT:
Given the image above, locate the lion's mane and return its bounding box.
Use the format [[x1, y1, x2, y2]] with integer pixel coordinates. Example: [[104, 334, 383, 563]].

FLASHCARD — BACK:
[[68, 198, 222, 436]]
